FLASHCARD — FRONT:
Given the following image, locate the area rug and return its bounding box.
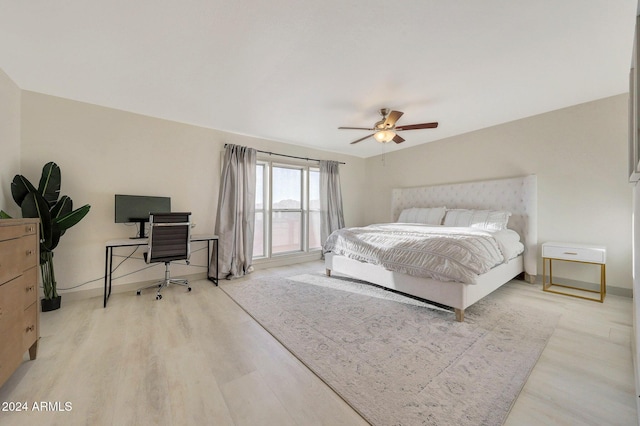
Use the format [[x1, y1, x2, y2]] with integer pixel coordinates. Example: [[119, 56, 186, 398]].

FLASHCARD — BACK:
[[221, 273, 559, 426]]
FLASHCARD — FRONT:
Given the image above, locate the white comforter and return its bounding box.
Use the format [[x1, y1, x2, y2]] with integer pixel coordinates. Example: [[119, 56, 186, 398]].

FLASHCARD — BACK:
[[323, 223, 523, 284]]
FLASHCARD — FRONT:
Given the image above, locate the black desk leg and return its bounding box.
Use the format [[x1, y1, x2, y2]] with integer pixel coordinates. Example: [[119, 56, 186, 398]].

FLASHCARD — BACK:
[[103, 247, 110, 308], [104, 246, 114, 308], [214, 239, 218, 285], [207, 239, 219, 286], [108, 248, 113, 300]]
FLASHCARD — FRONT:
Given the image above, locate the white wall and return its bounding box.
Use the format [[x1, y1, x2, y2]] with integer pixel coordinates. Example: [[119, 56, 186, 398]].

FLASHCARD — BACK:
[[0, 69, 21, 216], [363, 95, 632, 291], [19, 91, 366, 296], [10, 88, 634, 294]]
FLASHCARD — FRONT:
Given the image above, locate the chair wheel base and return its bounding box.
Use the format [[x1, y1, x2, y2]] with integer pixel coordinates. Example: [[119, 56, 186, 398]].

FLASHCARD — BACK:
[[188, 287, 192, 292], [136, 291, 141, 296], [156, 294, 162, 300]]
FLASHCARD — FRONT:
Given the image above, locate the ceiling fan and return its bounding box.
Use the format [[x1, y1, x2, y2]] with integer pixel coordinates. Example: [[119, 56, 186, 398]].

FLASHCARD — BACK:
[[339, 108, 438, 144]]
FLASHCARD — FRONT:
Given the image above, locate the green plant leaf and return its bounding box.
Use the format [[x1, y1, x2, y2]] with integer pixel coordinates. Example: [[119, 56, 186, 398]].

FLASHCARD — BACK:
[[21, 191, 52, 250], [51, 195, 73, 236], [10, 175, 37, 206], [38, 162, 61, 207], [9, 162, 89, 295], [0, 210, 12, 219], [51, 195, 72, 219], [54, 204, 90, 231], [45, 222, 62, 253]]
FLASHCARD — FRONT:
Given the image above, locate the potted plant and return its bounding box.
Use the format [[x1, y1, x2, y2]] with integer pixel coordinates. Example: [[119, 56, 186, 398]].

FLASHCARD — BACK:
[[0, 162, 90, 311]]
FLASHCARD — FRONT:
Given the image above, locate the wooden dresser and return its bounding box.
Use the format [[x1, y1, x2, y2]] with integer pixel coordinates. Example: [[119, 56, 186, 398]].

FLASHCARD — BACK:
[[0, 218, 39, 388]]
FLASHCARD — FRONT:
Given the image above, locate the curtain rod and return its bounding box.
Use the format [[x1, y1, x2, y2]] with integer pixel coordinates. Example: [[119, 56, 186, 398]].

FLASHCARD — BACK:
[[224, 144, 346, 165]]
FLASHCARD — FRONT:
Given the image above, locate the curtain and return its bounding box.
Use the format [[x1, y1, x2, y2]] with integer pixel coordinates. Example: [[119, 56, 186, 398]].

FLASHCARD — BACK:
[[211, 144, 257, 279], [319, 160, 345, 245]]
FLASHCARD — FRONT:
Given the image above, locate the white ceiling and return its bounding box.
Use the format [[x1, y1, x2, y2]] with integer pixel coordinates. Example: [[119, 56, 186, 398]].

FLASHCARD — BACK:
[[0, 1, 637, 158]]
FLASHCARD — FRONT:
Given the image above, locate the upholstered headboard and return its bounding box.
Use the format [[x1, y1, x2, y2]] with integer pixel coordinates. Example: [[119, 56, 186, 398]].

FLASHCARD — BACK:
[[391, 175, 538, 277]]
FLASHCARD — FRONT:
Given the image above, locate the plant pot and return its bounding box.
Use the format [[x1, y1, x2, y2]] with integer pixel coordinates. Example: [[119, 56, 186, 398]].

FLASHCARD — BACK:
[[41, 295, 61, 312]]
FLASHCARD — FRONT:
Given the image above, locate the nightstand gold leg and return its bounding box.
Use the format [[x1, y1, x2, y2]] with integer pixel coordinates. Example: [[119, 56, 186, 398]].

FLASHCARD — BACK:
[[542, 257, 605, 302]]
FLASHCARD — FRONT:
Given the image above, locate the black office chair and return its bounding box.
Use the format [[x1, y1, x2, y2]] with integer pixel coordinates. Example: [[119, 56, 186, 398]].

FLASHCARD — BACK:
[[136, 212, 192, 300]]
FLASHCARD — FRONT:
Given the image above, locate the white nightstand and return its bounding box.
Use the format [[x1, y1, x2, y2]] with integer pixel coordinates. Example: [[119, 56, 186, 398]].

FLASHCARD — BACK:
[[542, 242, 606, 302]]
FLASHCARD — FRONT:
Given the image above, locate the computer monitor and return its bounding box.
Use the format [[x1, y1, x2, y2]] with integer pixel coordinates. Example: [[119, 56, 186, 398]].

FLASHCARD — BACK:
[[114, 194, 171, 238]]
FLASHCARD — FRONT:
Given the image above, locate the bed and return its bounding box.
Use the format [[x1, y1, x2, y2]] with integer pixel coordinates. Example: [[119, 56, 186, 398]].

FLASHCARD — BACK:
[[324, 175, 537, 322]]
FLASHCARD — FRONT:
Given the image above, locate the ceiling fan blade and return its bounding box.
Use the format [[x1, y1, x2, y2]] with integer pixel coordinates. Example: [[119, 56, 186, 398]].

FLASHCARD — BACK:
[[339, 126, 375, 130], [392, 134, 405, 144], [396, 122, 439, 131], [350, 133, 375, 144], [383, 110, 404, 128]]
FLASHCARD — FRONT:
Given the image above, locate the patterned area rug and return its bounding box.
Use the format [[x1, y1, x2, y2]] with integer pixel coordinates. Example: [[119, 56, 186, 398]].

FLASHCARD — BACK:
[[221, 273, 559, 426]]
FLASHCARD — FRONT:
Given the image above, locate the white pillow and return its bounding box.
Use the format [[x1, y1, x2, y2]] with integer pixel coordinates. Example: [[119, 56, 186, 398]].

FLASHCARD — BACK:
[[443, 209, 511, 231], [491, 229, 521, 244], [397, 207, 446, 225]]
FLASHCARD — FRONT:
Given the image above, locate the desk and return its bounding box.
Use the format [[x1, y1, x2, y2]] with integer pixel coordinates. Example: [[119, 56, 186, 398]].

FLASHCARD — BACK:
[[104, 234, 218, 307]]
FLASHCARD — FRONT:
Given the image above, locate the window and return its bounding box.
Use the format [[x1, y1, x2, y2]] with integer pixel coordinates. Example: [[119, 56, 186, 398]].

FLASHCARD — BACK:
[[254, 159, 321, 259]]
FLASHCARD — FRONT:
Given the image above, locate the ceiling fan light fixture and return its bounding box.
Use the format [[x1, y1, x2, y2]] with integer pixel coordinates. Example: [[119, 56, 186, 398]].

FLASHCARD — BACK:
[[340, 108, 438, 145], [374, 130, 396, 143]]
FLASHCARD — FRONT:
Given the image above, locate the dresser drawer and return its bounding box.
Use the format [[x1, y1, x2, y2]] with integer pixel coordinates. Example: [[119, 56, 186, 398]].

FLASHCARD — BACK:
[[17, 234, 38, 271], [0, 238, 22, 285], [0, 233, 38, 285], [21, 267, 38, 310], [0, 223, 26, 241], [542, 242, 606, 264], [0, 277, 23, 387], [0, 319, 23, 387], [22, 302, 37, 353], [0, 277, 23, 330]]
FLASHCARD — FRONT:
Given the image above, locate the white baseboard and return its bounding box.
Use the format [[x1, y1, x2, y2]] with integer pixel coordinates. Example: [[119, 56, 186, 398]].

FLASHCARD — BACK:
[[58, 272, 209, 303], [56, 253, 323, 303], [252, 252, 322, 270], [534, 275, 632, 298]]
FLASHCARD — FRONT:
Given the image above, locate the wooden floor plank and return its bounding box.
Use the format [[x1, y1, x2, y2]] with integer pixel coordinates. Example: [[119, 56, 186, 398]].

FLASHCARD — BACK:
[[0, 261, 635, 425]]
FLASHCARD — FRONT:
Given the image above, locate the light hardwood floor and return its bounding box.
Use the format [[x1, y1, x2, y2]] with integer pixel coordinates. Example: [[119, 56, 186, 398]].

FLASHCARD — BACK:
[[0, 261, 636, 425]]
